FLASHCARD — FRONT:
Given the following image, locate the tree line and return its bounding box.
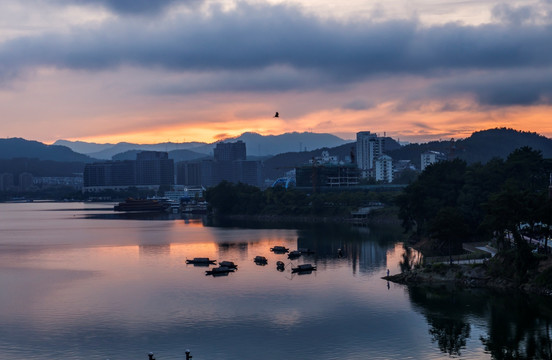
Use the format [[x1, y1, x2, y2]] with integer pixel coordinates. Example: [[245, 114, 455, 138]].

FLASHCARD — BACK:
[[205, 181, 397, 217], [397, 146, 552, 273]]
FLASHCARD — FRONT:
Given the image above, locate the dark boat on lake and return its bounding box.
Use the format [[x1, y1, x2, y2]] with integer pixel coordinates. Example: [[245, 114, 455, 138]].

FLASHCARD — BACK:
[[186, 257, 217, 265], [254, 256, 268, 265], [205, 266, 235, 276], [276, 261, 285, 271], [291, 264, 317, 273], [114, 198, 169, 212], [288, 250, 301, 259], [270, 246, 289, 253], [219, 261, 238, 269]]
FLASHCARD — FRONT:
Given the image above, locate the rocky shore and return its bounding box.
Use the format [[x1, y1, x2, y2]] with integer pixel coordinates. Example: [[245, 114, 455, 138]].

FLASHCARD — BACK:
[[384, 262, 552, 296]]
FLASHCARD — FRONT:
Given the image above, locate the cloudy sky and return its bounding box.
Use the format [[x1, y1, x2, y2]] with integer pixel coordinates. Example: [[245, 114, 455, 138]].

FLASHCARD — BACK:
[[1, 0, 552, 144]]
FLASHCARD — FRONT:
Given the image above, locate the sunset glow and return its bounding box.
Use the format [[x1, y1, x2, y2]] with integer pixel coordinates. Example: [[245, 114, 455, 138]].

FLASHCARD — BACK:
[[1, 0, 552, 144]]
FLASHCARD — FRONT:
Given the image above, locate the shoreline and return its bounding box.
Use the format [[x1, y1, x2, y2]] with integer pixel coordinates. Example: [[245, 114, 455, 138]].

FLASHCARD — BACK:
[[383, 263, 552, 297], [212, 208, 402, 226]]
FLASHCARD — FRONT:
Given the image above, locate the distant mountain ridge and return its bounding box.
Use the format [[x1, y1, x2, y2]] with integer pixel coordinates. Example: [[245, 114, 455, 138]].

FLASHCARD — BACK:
[[55, 132, 350, 159], [54, 140, 208, 160], [0, 138, 93, 162], [2, 129, 551, 181], [386, 128, 552, 168], [112, 149, 208, 163]]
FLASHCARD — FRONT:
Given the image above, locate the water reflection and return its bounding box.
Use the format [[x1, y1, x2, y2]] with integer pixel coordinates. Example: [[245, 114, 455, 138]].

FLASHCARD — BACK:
[[481, 292, 552, 359], [409, 285, 552, 359], [5, 203, 552, 359]]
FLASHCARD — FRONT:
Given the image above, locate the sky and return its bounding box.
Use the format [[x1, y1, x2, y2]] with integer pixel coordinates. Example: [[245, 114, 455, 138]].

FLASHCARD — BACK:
[[1, 0, 552, 145]]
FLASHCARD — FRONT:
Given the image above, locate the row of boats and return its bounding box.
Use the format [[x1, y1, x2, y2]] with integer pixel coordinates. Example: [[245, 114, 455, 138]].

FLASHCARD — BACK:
[[269, 246, 315, 259], [185, 250, 317, 276]]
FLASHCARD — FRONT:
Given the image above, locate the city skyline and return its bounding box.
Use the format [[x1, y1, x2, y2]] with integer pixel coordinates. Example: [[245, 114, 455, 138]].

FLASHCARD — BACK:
[[1, 0, 552, 144]]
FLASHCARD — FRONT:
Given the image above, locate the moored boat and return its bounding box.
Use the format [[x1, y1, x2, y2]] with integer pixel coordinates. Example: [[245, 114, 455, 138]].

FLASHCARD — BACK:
[[276, 261, 285, 271], [270, 246, 289, 253], [114, 198, 169, 212], [205, 266, 235, 276], [291, 263, 317, 273], [254, 256, 268, 265], [219, 261, 238, 269], [288, 250, 301, 259], [186, 257, 216, 265]]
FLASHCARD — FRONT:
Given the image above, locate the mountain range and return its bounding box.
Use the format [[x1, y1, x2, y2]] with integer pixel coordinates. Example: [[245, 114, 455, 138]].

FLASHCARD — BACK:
[[54, 132, 350, 159], [1, 128, 551, 180]]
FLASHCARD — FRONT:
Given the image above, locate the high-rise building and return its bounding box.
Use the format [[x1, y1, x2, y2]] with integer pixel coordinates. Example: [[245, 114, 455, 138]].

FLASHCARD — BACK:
[[83, 151, 174, 192], [214, 141, 246, 161], [176, 142, 263, 188], [234, 160, 263, 187], [356, 131, 385, 178], [135, 151, 174, 187], [375, 155, 393, 183]]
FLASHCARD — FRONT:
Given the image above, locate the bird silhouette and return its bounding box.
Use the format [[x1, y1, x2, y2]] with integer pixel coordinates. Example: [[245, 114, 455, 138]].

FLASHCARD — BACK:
[[274, 112, 279, 118]]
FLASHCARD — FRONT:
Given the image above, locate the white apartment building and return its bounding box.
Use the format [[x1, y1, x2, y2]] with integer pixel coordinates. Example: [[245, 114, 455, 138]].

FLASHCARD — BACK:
[[375, 155, 393, 183], [356, 131, 385, 178], [421, 151, 446, 171]]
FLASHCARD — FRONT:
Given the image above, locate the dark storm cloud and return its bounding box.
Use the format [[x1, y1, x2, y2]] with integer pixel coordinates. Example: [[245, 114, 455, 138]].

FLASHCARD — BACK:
[[1, 2, 552, 105], [57, 0, 201, 15], [432, 69, 552, 106]]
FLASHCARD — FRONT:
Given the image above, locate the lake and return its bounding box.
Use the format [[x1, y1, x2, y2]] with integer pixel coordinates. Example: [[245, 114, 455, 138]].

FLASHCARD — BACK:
[[0, 202, 551, 359]]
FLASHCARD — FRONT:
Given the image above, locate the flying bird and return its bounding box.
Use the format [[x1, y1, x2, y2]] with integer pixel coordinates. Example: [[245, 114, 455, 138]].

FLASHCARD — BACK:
[[274, 112, 279, 118]]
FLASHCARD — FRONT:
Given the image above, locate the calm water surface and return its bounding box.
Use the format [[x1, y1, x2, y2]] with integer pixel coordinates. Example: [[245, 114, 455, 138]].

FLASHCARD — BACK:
[[0, 202, 551, 360]]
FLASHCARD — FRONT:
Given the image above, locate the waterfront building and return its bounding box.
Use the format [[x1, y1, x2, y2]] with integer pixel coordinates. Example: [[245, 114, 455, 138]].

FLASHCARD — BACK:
[[421, 151, 446, 171], [296, 164, 359, 189], [214, 141, 246, 161], [0, 173, 14, 191], [33, 176, 83, 189], [233, 160, 263, 187], [356, 131, 385, 178], [83, 151, 174, 192], [177, 142, 262, 188], [135, 151, 174, 187], [19, 172, 34, 191], [375, 155, 393, 183]]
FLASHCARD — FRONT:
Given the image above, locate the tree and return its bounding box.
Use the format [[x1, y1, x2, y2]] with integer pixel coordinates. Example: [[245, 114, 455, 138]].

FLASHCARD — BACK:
[[429, 207, 468, 259]]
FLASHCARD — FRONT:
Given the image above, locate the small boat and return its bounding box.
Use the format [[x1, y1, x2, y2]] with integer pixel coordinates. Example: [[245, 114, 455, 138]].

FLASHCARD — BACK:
[[288, 250, 301, 259], [270, 246, 289, 253], [276, 261, 285, 271], [291, 264, 317, 273], [205, 266, 235, 276], [219, 261, 238, 269], [298, 248, 315, 255], [186, 257, 216, 265], [254, 256, 268, 265], [114, 198, 170, 212]]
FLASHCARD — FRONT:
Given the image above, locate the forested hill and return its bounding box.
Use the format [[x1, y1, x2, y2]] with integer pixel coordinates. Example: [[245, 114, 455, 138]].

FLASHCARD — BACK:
[[0, 138, 94, 162], [458, 128, 552, 163], [388, 128, 552, 167]]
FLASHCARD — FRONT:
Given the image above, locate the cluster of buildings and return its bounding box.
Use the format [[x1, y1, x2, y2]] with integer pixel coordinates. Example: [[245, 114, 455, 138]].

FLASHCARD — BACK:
[[0, 172, 33, 192], [80, 131, 448, 193], [84, 151, 174, 192], [176, 141, 262, 188], [83, 141, 262, 193], [293, 131, 444, 189], [0, 172, 84, 192]]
